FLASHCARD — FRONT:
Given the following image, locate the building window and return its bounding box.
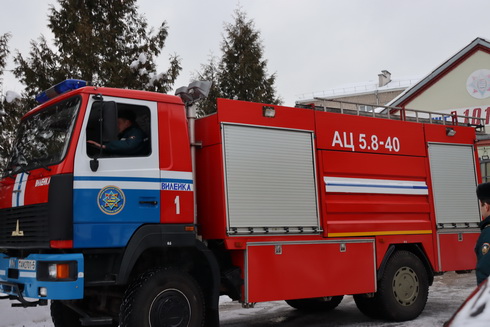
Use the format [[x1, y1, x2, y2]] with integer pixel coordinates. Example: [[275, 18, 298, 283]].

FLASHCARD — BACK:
[[481, 156, 490, 183], [359, 105, 373, 112]]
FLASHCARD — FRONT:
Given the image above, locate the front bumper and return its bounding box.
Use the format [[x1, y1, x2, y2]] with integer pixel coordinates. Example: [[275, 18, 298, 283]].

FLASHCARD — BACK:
[[0, 253, 84, 303]]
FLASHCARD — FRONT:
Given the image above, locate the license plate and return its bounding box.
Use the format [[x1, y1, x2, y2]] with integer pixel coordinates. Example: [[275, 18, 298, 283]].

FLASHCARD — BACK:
[[18, 260, 36, 271]]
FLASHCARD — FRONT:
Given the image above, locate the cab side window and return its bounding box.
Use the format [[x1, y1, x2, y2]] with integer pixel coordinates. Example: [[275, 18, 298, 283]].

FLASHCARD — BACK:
[[86, 102, 151, 158]]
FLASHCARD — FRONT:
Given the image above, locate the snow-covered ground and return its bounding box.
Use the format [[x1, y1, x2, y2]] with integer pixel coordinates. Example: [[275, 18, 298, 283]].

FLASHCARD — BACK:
[[0, 272, 476, 327], [0, 302, 52, 327], [219, 272, 476, 327]]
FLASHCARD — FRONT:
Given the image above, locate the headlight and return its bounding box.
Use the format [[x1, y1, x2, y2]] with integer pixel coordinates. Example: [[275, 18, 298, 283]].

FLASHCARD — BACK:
[[48, 263, 70, 279], [38, 261, 77, 281]]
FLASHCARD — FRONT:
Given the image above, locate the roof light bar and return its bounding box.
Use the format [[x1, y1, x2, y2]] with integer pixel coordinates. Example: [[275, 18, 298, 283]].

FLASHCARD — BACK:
[[36, 79, 88, 104]]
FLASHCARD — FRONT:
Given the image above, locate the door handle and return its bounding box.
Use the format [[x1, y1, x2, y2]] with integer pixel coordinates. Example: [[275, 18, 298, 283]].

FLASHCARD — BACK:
[[139, 201, 158, 206]]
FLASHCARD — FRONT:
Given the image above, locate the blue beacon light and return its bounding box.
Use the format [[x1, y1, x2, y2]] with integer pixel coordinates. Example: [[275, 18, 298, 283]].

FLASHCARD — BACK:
[[35, 79, 87, 104]]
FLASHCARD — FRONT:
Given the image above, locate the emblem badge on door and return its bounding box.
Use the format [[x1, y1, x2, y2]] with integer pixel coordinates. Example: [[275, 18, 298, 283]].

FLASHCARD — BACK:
[[98, 186, 126, 215]]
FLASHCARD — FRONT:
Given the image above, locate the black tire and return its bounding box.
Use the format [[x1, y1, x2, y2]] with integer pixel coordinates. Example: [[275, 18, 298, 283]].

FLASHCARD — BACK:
[[51, 300, 83, 327], [359, 250, 429, 322], [353, 293, 382, 319], [285, 295, 343, 312], [120, 268, 205, 327]]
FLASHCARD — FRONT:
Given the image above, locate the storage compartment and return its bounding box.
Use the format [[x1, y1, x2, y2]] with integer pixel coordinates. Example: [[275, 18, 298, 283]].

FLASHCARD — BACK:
[[245, 240, 376, 303], [437, 231, 479, 271]]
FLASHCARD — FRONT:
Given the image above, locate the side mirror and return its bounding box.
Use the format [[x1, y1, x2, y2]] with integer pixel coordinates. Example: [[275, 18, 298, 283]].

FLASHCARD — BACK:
[[90, 158, 99, 172], [89, 101, 118, 172]]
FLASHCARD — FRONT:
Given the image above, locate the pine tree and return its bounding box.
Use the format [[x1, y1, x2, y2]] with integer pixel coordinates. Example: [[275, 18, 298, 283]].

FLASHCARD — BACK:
[[193, 55, 222, 116], [14, 0, 181, 106], [219, 10, 280, 104], [14, 36, 65, 105], [0, 33, 10, 82], [0, 94, 25, 171], [0, 33, 24, 170], [195, 9, 281, 115]]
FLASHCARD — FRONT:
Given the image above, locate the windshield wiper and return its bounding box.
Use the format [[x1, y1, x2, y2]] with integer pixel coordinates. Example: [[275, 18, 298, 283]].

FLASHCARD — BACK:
[[15, 164, 31, 175], [2, 162, 23, 179], [32, 159, 52, 172], [2, 164, 31, 178], [2, 168, 15, 179]]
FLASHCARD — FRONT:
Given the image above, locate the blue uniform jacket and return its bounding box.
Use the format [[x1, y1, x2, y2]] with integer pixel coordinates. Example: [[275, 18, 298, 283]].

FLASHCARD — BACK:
[[105, 125, 147, 156], [475, 215, 490, 284]]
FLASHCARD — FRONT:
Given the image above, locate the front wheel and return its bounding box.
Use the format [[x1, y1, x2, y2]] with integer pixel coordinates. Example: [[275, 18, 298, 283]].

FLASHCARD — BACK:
[[51, 301, 83, 327], [120, 268, 205, 327]]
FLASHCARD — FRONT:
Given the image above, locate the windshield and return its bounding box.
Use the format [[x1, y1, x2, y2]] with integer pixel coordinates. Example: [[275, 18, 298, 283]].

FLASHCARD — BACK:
[[6, 96, 81, 175]]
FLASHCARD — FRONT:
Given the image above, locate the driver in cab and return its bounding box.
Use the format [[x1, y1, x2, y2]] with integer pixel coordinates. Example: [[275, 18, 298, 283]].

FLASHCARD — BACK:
[[88, 110, 147, 156]]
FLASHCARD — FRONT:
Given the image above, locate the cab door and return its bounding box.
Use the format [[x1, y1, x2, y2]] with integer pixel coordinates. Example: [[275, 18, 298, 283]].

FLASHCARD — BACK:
[[73, 96, 160, 248]]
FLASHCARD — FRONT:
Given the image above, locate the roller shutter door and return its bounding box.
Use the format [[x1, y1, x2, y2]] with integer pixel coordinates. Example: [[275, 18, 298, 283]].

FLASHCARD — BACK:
[[428, 143, 480, 225], [223, 124, 319, 234]]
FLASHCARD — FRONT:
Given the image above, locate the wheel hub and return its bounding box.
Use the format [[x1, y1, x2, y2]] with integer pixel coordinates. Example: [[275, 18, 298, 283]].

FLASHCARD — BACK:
[[149, 289, 191, 327], [392, 266, 419, 306]]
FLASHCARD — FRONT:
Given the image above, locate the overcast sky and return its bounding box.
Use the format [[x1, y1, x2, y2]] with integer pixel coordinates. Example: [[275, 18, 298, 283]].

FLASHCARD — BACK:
[[2, 0, 490, 106]]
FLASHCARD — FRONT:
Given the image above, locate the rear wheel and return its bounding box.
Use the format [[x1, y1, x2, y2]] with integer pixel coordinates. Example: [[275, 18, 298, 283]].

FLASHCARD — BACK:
[[285, 295, 343, 311], [353, 293, 382, 319], [356, 250, 429, 321], [120, 268, 205, 327]]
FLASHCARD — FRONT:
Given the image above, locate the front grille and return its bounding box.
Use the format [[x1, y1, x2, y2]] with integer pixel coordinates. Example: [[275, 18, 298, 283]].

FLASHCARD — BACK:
[[0, 204, 49, 248]]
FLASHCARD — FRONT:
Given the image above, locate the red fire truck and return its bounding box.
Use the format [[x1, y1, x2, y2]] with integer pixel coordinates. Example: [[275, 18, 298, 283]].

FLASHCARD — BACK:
[[0, 80, 483, 326]]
